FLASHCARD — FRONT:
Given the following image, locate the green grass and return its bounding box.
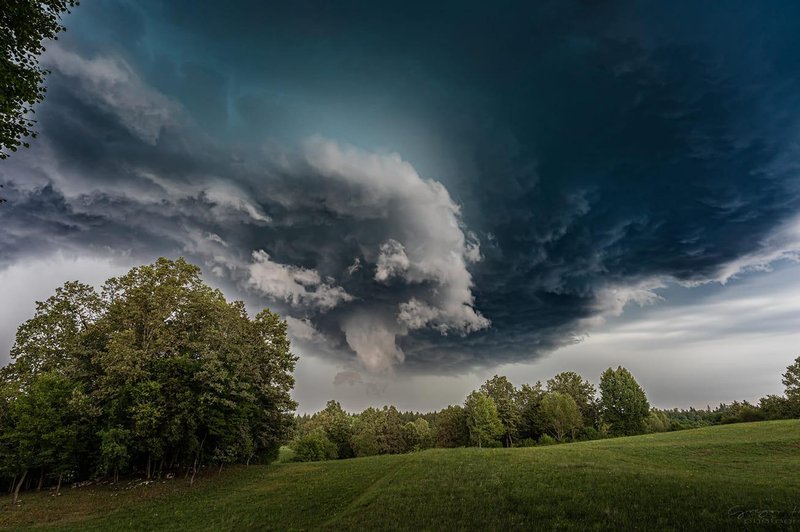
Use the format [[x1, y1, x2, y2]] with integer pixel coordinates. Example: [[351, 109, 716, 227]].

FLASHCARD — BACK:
[[2, 420, 799, 530], [276, 445, 296, 464]]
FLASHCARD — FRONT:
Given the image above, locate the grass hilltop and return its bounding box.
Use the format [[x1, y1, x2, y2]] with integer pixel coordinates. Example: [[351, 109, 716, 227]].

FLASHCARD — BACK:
[[2, 419, 798, 530]]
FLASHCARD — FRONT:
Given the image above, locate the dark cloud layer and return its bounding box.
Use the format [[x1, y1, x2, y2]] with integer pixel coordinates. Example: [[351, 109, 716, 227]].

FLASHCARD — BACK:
[[3, 1, 800, 375]]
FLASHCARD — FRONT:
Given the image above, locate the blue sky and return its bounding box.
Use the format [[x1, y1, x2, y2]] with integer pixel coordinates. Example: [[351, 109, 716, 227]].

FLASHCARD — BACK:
[[1, 1, 800, 411]]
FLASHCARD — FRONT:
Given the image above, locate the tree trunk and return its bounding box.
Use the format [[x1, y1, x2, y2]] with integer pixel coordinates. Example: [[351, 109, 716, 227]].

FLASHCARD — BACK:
[[190, 435, 207, 487], [218, 463, 223, 475], [146, 453, 151, 480], [56, 472, 63, 496], [12, 470, 27, 505], [158, 457, 164, 479], [9, 474, 16, 493], [37, 469, 45, 490], [190, 458, 198, 487]]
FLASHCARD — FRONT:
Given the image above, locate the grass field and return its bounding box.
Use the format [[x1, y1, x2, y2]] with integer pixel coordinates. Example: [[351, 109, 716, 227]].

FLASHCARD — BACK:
[[1, 420, 798, 530]]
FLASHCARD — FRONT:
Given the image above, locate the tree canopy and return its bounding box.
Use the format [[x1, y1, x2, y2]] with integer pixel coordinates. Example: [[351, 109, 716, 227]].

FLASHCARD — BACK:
[[540, 391, 583, 442], [481, 375, 520, 447], [1, 1, 78, 159], [464, 391, 503, 448], [0, 258, 297, 498], [599, 366, 650, 436]]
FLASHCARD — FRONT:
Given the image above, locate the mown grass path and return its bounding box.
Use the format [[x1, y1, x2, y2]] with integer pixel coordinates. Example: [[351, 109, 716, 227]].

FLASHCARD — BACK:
[[1, 420, 799, 530]]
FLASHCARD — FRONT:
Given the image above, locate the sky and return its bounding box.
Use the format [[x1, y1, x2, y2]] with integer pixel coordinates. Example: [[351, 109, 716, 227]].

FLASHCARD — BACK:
[[2, 1, 800, 413]]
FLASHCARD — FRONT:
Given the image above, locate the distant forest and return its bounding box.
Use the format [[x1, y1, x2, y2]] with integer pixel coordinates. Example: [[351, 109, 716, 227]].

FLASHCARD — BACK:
[[290, 361, 800, 462]]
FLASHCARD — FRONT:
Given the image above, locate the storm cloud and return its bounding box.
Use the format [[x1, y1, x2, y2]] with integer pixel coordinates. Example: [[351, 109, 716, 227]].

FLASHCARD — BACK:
[[3, 1, 800, 380]]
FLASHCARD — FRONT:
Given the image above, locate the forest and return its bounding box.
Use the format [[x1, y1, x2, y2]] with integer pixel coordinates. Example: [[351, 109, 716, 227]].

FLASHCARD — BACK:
[[290, 362, 800, 462], [0, 259, 297, 504]]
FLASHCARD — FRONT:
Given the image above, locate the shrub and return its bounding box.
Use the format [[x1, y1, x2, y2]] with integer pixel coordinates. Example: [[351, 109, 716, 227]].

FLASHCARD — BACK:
[[579, 427, 602, 441], [292, 429, 338, 462], [538, 434, 557, 446]]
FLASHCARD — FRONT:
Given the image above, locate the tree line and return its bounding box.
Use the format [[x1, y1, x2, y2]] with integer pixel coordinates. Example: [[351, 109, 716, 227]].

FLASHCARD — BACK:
[[0, 259, 297, 504], [291, 359, 800, 461]]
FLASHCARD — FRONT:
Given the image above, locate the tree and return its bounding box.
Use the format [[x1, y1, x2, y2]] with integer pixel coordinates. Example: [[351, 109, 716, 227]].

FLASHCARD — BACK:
[[350, 406, 407, 457], [644, 409, 670, 433], [599, 367, 650, 436], [539, 391, 583, 442], [759, 395, 792, 420], [0, 372, 81, 503], [303, 400, 355, 459], [480, 375, 520, 447], [403, 418, 432, 452], [464, 391, 503, 448], [292, 429, 338, 462], [0, 257, 298, 494], [546, 371, 598, 428], [433, 405, 468, 448], [517, 382, 546, 441], [783, 356, 800, 417], [1, 1, 79, 159]]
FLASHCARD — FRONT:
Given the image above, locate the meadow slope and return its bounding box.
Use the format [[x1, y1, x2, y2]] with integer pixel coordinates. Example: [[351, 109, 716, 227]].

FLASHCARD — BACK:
[[1, 420, 799, 531]]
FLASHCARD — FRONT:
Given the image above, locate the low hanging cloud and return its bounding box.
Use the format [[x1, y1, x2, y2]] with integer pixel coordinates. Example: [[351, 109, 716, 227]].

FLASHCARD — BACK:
[[248, 250, 352, 311]]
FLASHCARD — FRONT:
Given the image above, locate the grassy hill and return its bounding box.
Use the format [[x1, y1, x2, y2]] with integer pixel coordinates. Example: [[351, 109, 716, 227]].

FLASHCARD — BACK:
[[2, 420, 799, 530]]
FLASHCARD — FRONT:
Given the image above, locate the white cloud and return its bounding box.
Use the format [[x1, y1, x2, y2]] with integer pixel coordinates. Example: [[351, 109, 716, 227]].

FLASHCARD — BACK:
[[374, 239, 410, 282], [248, 250, 352, 310], [285, 316, 325, 342], [301, 137, 490, 371], [342, 311, 405, 373]]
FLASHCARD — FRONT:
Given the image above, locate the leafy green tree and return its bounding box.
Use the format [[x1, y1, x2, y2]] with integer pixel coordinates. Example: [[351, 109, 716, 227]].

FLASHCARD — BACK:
[[539, 391, 583, 442], [0, 372, 81, 503], [599, 367, 650, 436], [464, 391, 503, 448], [783, 356, 800, 416], [292, 429, 338, 462], [0, 257, 298, 494], [433, 405, 468, 448], [97, 427, 131, 483], [350, 406, 407, 457], [759, 395, 792, 420], [644, 409, 670, 433], [403, 418, 432, 452], [1, 1, 79, 159], [546, 371, 598, 428], [517, 382, 546, 441], [304, 400, 354, 459], [480, 375, 520, 447], [719, 401, 765, 424], [8, 281, 101, 382], [350, 408, 380, 457]]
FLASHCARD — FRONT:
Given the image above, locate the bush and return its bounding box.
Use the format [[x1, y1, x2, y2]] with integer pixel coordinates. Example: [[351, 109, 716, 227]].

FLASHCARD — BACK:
[[579, 427, 602, 441], [518, 438, 537, 447], [292, 429, 338, 462], [759, 395, 792, 420], [538, 434, 557, 446]]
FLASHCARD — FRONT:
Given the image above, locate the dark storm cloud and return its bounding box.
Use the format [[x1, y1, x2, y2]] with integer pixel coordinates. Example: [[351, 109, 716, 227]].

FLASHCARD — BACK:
[[3, 1, 800, 375]]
